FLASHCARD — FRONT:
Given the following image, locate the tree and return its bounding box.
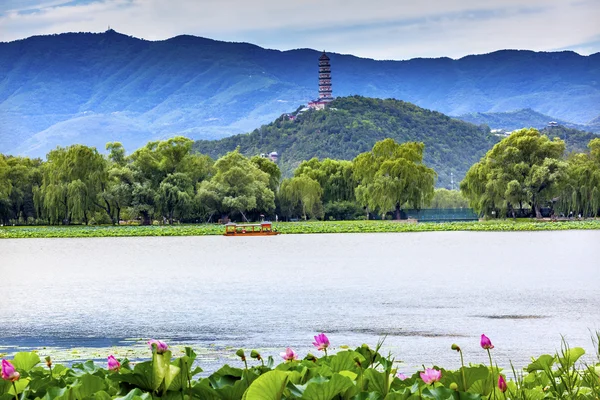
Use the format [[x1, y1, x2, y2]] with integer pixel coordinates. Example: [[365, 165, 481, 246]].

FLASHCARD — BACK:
[[196, 149, 275, 221], [155, 173, 194, 224], [251, 156, 281, 192], [353, 139, 436, 219], [294, 158, 356, 204], [279, 176, 323, 220], [429, 189, 469, 208], [460, 128, 567, 218], [556, 138, 600, 217], [37, 145, 108, 224]]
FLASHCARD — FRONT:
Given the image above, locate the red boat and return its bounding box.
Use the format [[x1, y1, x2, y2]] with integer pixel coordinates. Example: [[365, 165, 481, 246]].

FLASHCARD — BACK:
[[224, 222, 280, 236]]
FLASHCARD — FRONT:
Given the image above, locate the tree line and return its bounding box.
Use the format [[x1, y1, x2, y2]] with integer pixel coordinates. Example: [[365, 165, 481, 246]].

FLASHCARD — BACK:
[[1, 129, 599, 225]]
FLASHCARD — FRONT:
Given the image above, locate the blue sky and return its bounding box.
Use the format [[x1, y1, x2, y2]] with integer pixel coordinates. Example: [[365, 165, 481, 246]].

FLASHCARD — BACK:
[[1, 0, 599, 59]]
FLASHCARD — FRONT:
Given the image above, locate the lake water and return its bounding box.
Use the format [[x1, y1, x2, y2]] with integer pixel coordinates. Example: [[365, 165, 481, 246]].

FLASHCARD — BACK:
[[1, 231, 599, 372]]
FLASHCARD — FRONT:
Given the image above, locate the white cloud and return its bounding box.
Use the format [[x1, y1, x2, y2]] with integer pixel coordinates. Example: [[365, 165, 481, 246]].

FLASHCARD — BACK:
[[0, 0, 599, 59]]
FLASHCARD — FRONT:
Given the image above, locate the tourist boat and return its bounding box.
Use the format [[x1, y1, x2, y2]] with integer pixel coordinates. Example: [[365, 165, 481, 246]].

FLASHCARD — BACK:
[[224, 222, 280, 236]]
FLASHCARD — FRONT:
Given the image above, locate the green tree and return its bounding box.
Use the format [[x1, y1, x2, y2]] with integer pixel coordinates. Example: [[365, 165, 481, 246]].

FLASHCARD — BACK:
[[37, 145, 108, 224], [196, 149, 275, 221], [429, 189, 469, 208], [460, 128, 567, 218], [557, 139, 600, 217], [279, 176, 323, 220], [353, 139, 436, 219], [155, 173, 194, 224], [251, 156, 281, 192]]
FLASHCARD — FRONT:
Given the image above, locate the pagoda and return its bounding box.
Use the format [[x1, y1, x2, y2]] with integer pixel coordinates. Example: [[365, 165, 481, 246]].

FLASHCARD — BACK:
[[308, 51, 333, 110]]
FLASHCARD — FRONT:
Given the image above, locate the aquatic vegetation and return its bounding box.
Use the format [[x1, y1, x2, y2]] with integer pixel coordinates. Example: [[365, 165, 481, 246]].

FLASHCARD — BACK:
[[1, 219, 600, 239], [1, 335, 599, 399]]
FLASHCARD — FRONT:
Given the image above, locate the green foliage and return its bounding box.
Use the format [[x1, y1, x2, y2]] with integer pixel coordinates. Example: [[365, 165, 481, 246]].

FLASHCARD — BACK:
[[2, 219, 600, 239], [194, 96, 498, 188], [279, 176, 323, 220], [461, 128, 568, 218], [353, 139, 436, 218], [430, 189, 468, 209], [1, 338, 599, 400], [196, 149, 275, 221]]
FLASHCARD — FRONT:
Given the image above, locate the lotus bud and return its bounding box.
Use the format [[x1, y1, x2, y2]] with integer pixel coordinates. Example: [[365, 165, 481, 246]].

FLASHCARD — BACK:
[[45, 356, 52, 368], [250, 350, 261, 360], [480, 334, 494, 350], [147, 339, 168, 354], [107, 355, 120, 372], [498, 375, 508, 393], [397, 373, 408, 381], [236, 349, 246, 361], [1, 360, 20, 382], [450, 382, 458, 391], [451, 344, 461, 352], [305, 353, 317, 362], [353, 356, 362, 367]]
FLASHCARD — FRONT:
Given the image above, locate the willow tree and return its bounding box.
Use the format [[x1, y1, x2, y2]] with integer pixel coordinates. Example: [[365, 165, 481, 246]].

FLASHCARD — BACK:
[[353, 139, 436, 219], [37, 145, 107, 224], [279, 176, 323, 220], [294, 158, 356, 204], [461, 128, 567, 218], [557, 138, 600, 217], [0, 156, 11, 223]]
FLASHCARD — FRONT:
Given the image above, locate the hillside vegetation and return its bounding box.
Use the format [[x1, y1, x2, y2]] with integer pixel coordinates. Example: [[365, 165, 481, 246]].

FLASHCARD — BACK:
[[1, 30, 599, 157]]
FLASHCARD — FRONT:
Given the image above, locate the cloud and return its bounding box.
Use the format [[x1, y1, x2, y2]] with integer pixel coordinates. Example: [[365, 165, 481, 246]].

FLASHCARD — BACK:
[[0, 0, 599, 59]]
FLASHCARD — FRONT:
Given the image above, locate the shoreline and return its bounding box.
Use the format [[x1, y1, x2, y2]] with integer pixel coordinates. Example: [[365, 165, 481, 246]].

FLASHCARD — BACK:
[[1, 219, 600, 239]]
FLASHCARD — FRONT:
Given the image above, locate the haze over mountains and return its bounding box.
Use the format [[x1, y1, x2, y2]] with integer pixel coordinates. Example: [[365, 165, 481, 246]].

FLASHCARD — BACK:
[[1, 29, 599, 158]]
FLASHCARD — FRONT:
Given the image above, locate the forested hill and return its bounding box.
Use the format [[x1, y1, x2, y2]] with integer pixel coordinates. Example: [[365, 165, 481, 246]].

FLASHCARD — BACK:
[[1, 30, 600, 158], [193, 96, 498, 188]]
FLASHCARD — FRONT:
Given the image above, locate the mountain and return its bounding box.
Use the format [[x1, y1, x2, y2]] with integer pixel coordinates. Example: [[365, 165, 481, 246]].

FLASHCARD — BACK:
[[456, 108, 597, 133], [193, 96, 498, 188], [1, 30, 600, 157]]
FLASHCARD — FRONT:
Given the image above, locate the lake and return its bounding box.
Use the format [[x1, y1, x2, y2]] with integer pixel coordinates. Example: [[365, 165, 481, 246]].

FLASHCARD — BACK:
[[1, 231, 599, 372]]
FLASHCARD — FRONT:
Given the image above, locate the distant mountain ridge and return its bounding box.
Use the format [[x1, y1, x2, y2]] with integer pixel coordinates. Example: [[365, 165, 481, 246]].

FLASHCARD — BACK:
[[456, 108, 598, 133], [1, 30, 599, 157]]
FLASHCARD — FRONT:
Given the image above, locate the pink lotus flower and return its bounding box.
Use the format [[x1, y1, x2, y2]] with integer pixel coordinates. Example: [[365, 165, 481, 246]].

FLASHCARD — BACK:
[[420, 368, 442, 385], [312, 333, 330, 351], [480, 334, 494, 350], [397, 373, 408, 381], [280, 347, 298, 361], [1, 360, 20, 382], [147, 339, 168, 354], [107, 355, 120, 372], [498, 375, 508, 393]]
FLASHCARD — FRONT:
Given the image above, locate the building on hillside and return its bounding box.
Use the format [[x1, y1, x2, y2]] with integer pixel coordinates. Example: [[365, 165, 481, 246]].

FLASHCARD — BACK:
[[260, 151, 279, 163], [308, 51, 334, 110]]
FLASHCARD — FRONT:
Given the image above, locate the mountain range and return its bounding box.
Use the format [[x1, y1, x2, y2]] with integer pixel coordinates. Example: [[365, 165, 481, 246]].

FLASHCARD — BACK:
[[1, 29, 599, 157]]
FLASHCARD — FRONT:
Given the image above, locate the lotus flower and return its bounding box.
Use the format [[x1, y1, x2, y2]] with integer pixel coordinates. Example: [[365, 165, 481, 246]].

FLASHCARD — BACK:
[[1, 360, 20, 382], [280, 347, 298, 361], [107, 355, 120, 371], [397, 373, 408, 381], [147, 339, 168, 354], [498, 375, 508, 393], [420, 368, 442, 385], [312, 333, 330, 351], [480, 334, 494, 349]]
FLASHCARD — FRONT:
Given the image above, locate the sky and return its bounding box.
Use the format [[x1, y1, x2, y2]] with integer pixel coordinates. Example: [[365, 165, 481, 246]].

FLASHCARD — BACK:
[[1, 0, 599, 60]]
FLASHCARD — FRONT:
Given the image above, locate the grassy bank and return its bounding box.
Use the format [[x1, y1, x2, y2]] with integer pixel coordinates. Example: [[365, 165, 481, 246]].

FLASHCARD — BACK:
[[1, 219, 600, 239]]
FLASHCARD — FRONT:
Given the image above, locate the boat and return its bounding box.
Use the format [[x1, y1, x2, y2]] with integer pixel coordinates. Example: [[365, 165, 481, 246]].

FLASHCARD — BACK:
[[224, 222, 280, 236]]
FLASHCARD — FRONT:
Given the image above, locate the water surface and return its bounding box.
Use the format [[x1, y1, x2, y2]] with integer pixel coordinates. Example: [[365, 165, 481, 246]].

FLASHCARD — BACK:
[[1, 231, 599, 371]]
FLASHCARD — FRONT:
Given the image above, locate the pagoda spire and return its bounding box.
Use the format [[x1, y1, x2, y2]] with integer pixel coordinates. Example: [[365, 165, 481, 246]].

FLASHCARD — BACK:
[[318, 51, 333, 102]]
